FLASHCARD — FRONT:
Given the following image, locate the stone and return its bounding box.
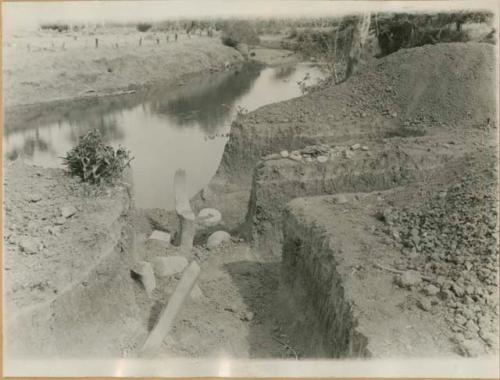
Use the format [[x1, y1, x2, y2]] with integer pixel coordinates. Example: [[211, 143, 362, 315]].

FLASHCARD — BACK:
[[19, 237, 39, 255], [61, 206, 77, 218], [361, 146, 369, 151], [317, 155, 328, 163], [151, 256, 188, 277], [54, 216, 66, 225], [423, 284, 440, 296], [131, 261, 156, 295], [207, 231, 231, 250], [27, 194, 42, 202], [342, 149, 354, 159], [451, 283, 465, 298], [454, 314, 467, 326], [241, 311, 255, 322], [350, 143, 361, 151], [333, 194, 348, 204], [198, 208, 222, 227], [190, 285, 204, 300], [148, 230, 171, 245], [417, 298, 432, 311], [280, 150, 289, 158], [396, 270, 422, 288], [289, 153, 303, 162], [458, 339, 483, 357]]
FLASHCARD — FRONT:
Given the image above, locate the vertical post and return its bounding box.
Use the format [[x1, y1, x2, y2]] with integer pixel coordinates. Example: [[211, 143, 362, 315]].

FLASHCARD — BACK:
[[95, 38, 98, 49], [139, 37, 142, 46], [174, 169, 195, 250]]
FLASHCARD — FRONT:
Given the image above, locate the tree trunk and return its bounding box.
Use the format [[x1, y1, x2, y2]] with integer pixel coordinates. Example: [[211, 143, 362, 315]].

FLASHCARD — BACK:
[[344, 12, 371, 82]]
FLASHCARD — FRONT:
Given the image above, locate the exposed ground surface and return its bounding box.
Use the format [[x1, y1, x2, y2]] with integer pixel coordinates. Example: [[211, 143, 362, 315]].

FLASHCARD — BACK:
[[3, 39, 498, 361], [3, 29, 243, 108]]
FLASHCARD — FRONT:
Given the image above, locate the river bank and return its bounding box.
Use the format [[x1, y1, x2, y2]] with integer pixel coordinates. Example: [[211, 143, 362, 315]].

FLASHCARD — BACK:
[[3, 30, 244, 109]]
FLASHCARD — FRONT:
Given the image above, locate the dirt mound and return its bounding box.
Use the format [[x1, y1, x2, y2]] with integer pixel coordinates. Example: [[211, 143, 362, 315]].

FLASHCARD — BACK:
[[336, 42, 496, 127], [221, 42, 496, 178]]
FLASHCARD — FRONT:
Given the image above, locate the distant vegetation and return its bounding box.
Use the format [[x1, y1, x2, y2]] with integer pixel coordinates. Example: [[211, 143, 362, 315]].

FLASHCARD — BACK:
[[40, 23, 69, 33], [63, 129, 133, 185], [137, 22, 153, 32], [221, 20, 260, 48]]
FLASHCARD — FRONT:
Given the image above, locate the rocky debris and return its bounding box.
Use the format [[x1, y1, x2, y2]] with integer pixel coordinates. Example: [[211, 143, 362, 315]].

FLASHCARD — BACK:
[[350, 143, 361, 151], [316, 155, 328, 163], [423, 284, 440, 296], [396, 270, 422, 288], [19, 237, 41, 255], [280, 150, 289, 158], [240, 311, 255, 322], [207, 231, 232, 250], [61, 205, 77, 218], [148, 230, 171, 246], [197, 208, 222, 227], [380, 172, 498, 355], [131, 261, 156, 296], [417, 298, 432, 311], [151, 256, 188, 277]]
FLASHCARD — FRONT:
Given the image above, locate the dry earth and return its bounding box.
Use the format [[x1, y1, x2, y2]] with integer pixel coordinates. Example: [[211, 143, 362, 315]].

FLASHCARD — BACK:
[[3, 39, 498, 360]]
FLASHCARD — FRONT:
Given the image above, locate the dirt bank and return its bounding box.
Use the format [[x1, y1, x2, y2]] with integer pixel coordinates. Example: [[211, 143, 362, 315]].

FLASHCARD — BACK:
[[281, 155, 498, 358], [219, 42, 495, 177], [3, 30, 243, 108], [3, 161, 141, 357]]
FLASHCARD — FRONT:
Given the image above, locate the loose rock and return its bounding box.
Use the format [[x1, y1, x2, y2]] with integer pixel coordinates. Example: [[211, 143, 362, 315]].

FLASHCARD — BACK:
[[280, 150, 289, 158], [207, 231, 231, 250], [198, 208, 222, 227], [61, 206, 77, 218], [317, 155, 328, 163], [148, 230, 171, 246], [131, 261, 156, 296], [151, 256, 188, 277], [396, 270, 422, 288], [19, 237, 40, 255]]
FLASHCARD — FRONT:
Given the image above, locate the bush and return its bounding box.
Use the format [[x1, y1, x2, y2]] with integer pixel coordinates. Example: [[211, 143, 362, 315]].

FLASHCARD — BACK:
[[137, 22, 152, 32], [221, 20, 260, 48], [41, 23, 69, 33], [62, 129, 133, 185]]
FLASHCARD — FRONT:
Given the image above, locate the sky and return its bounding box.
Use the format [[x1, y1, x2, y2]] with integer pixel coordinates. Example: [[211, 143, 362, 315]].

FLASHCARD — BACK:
[[3, 0, 498, 31]]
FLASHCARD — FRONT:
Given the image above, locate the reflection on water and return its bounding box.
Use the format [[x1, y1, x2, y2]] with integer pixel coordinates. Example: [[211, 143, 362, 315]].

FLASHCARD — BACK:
[[4, 62, 326, 209]]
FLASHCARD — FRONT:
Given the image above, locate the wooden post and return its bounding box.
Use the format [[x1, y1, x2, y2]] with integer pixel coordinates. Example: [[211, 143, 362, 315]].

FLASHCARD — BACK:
[[139, 261, 201, 356], [139, 37, 142, 46], [174, 169, 195, 249], [95, 38, 98, 49]]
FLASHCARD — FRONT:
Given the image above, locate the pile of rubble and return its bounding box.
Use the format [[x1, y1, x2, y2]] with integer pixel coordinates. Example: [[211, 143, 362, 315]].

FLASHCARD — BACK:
[[379, 172, 499, 356], [263, 143, 370, 164]]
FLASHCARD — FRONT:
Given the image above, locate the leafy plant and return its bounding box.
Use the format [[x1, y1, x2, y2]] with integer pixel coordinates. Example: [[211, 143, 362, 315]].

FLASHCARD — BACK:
[[62, 129, 133, 185]]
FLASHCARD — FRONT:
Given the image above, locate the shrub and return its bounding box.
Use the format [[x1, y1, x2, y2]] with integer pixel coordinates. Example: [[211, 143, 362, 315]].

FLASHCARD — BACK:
[[221, 20, 260, 48], [62, 129, 133, 185], [137, 22, 152, 32], [41, 23, 69, 33]]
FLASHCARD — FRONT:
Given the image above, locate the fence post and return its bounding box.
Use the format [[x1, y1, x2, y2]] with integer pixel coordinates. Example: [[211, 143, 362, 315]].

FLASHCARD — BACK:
[[95, 38, 98, 48]]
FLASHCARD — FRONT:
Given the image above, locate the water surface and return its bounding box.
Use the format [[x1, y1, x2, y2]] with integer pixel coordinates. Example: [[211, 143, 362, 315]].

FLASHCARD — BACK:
[[4, 62, 326, 209]]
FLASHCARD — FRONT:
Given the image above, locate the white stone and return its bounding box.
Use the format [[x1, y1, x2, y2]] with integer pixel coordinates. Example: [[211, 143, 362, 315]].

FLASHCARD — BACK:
[[190, 285, 204, 300], [148, 230, 171, 245], [152, 256, 189, 277], [19, 237, 39, 255], [198, 208, 222, 227], [207, 231, 231, 250], [350, 143, 361, 151], [280, 150, 289, 158], [131, 261, 156, 295], [61, 205, 77, 218], [317, 155, 328, 163]]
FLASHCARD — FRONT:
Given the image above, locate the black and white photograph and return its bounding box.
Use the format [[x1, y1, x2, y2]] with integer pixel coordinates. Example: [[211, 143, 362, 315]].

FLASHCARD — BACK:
[[2, 0, 499, 377]]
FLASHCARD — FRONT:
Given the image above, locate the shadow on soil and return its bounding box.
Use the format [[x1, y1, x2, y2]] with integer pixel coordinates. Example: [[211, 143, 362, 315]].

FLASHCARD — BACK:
[[224, 260, 296, 359]]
